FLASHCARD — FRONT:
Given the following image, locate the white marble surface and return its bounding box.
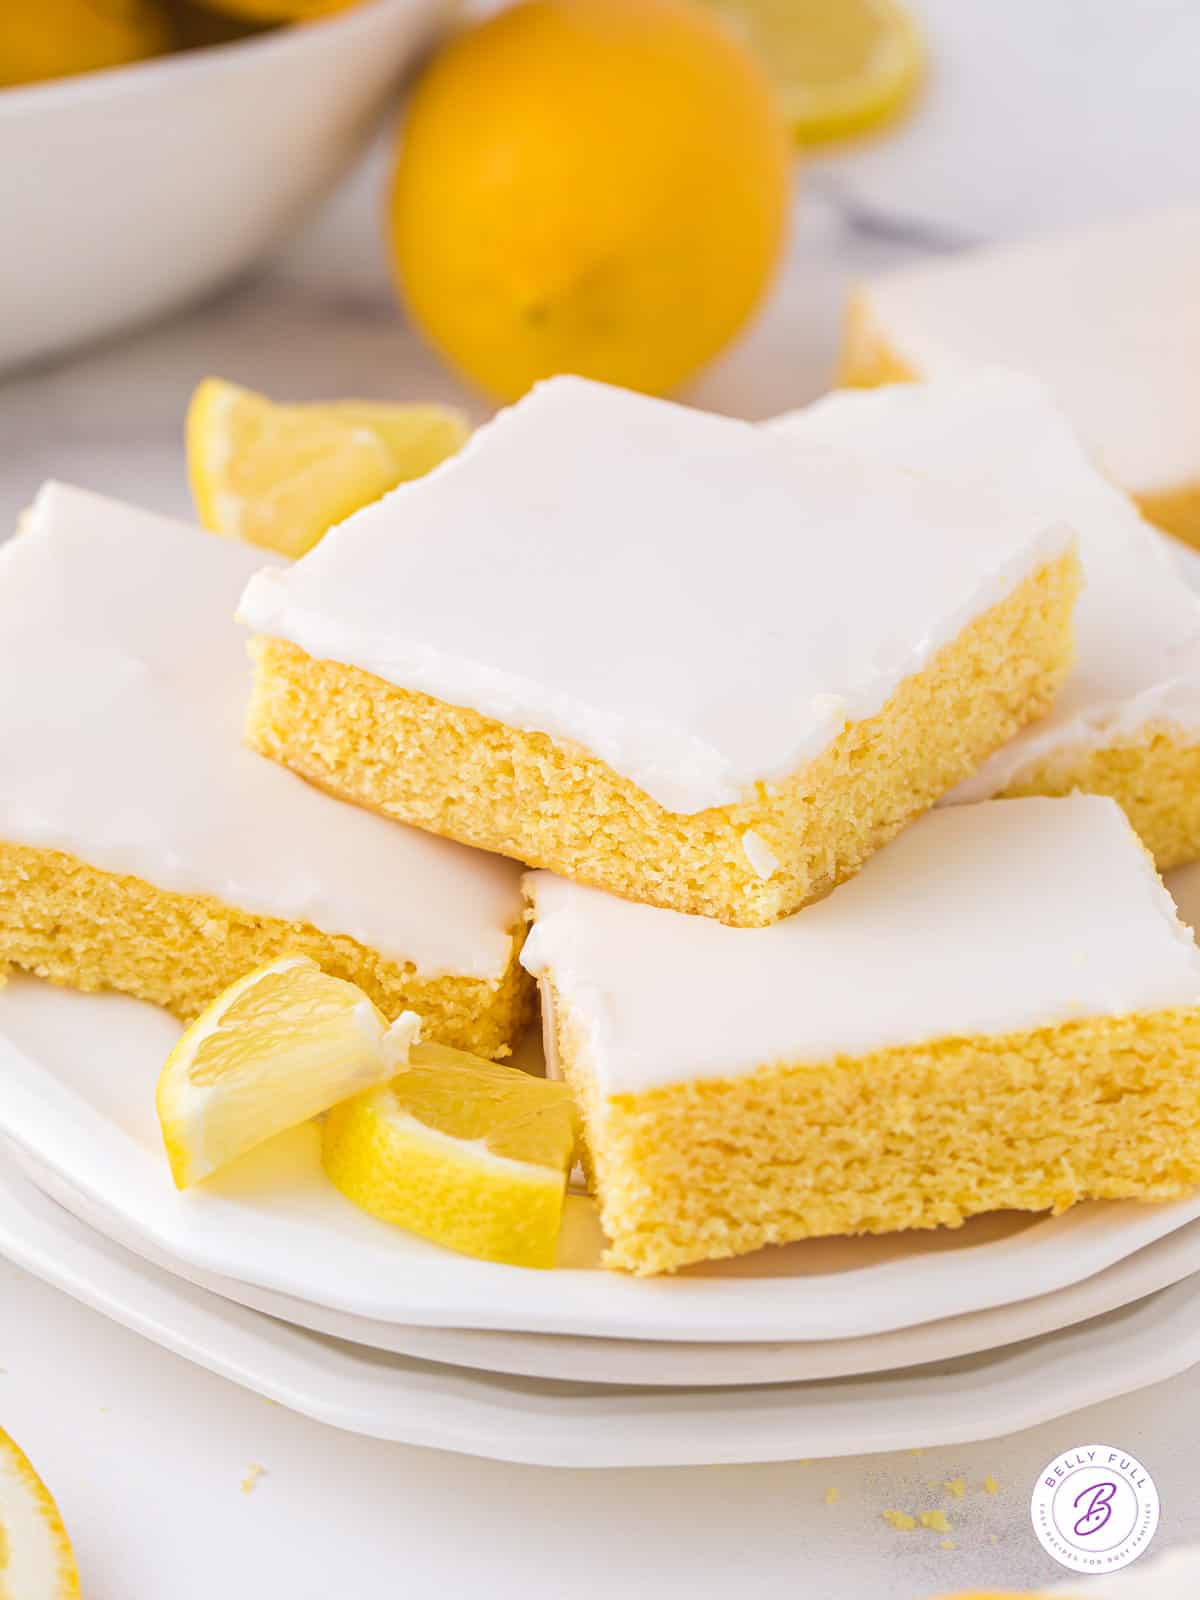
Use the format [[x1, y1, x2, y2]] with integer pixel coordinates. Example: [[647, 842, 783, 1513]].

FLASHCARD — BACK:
[[3, 1252, 1199, 1599], [3, 30, 1200, 1594]]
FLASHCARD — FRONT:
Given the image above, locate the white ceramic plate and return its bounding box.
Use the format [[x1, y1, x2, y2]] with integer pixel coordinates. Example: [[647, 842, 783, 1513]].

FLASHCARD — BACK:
[[20, 1140, 1200, 1389], [4, 977, 1200, 1344], [2, 1153, 1199, 1468]]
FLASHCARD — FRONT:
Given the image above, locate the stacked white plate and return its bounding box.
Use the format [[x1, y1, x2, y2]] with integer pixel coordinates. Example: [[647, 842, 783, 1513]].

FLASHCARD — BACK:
[[6, 855, 1200, 1470]]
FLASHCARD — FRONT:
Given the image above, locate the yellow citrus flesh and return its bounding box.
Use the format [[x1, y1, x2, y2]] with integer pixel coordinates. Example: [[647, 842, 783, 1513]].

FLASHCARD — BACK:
[[703, 0, 923, 145], [0, 0, 169, 89], [185, 378, 469, 557], [0, 1428, 80, 1598], [389, 0, 791, 402], [318, 401, 472, 483], [157, 955, 418, 1188], [322, 1042, 579, 1268]]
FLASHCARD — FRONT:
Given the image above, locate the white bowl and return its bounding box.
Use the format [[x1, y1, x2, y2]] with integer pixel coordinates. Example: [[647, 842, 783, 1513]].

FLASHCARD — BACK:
[[0, 0, 451, 373]]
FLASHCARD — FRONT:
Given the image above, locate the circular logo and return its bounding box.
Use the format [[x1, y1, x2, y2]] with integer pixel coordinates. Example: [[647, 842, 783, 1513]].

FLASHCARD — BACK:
[[1030, 1444, 1160, 1575]]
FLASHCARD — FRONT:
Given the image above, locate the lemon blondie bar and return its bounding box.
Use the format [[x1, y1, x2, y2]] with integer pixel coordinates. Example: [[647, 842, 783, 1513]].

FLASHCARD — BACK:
[[522, 795, 1200, 1275], [240, 376, 1079, 927], [839, 209, 1200, 546], [774, 372, 1200, 868], [0, 484, 530, 1054]]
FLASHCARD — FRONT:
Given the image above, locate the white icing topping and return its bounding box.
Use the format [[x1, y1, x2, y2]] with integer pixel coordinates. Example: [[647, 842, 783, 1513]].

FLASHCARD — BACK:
[[238, 376, 1072, 815], [859, 209, 1200, 494], [521, 796, 1200, 1094], [0, 484, 523, 980], [537, 977, 562, 1082], [772, 372, 1200, 799], [741, 830, 779, 880]]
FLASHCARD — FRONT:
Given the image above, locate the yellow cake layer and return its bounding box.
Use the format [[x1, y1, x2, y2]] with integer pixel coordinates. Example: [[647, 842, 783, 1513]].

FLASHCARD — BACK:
[[839, 291, 1200, 548], [547, 982, 1200, 1275], [0, 842, 532, 1056], [245, 550, 1079, 928], [998, 725, 1200, 871]]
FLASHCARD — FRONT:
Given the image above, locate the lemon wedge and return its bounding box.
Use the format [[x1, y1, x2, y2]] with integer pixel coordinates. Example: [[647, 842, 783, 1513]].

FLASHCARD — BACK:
[[704, 0, 923, 145], [0, 1427, 80, 1598], [186, 378, 469, 557], [322, 1042, 578, 1268], [157, 955, 418, 1189]]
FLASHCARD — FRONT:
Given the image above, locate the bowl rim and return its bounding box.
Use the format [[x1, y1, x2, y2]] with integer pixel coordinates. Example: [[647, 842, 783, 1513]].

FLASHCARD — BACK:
[[0, 0, 439, 117]]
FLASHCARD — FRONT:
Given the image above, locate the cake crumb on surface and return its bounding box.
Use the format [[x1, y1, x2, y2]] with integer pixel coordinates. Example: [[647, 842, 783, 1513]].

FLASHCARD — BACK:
[[824, 1487, 840, 1506], [920, 1511, 952, 1534], [882, 1511, 916, 1531], [939, 1539, 956, 1551], [984, 1474, 1000, 1495], [944, 1478, 966, 1500], [241, 1463, 266, 1495]]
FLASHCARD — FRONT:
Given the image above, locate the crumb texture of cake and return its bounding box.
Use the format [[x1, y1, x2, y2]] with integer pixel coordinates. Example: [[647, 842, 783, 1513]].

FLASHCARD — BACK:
[[240, 375, 1079, 926], [773, 372, 1200, 868], [0, 844, 529, 1056], [838, 209, 1200, 546], [522, 796, 1200, 1275], [0, 483, 530, 1050]]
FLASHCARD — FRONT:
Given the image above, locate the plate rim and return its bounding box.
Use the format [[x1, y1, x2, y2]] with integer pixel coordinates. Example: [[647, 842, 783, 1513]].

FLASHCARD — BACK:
[[21, 1141, 1200, 1390], [2, 1153, 1199, 1468], [5, 976, 1200, 1343]]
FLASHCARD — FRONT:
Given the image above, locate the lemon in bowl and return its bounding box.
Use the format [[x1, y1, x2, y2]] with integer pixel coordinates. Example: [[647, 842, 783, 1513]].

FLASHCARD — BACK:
[[0, 0, 453, 373], [0, 0, 170, 89]]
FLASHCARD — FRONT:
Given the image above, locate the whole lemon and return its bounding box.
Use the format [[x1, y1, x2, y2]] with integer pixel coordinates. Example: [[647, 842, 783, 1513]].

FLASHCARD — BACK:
[[388, 0, 792, 401], [0, 0, 170, 89]]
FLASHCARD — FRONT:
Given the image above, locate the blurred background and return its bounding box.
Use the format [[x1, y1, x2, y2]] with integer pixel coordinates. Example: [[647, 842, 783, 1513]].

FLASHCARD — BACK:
[[4, 0, 1198, 534]]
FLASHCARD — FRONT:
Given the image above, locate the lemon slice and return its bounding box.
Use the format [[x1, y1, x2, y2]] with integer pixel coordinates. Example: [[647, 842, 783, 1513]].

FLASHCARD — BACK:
[[0, 1427, 80, 1598], [322, 1042, 578, 1268], [186, 378, 469, 558], [704, 0, 923, 145], [157, 955, 418, 1188]]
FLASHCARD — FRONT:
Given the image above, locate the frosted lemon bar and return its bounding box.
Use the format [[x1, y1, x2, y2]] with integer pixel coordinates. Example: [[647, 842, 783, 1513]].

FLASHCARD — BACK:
[[0, 484, 529, 1054], [840, 209, 1200, 546], [522, 795, 1200, 1275], [239, 376, 1079, 928], [773, 372, 1200, 868]]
